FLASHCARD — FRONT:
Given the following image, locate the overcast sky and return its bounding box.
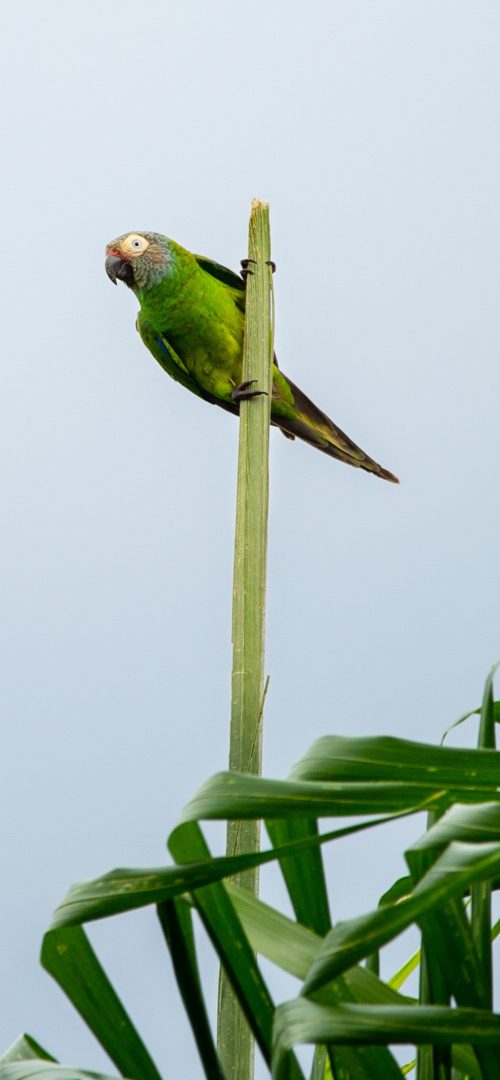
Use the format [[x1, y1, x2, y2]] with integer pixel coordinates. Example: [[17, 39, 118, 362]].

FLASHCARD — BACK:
[[2, 2, 500, 1076]]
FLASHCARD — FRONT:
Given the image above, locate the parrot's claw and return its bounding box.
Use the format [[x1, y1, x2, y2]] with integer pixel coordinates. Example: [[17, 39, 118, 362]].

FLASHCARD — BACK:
[[266, 260, 276, 273], [240, 257, 256, 283], [231, 379, 268, 402]]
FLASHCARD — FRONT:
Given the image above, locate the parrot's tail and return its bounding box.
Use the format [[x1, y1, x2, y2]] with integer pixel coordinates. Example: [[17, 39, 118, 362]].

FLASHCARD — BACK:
[[276, 378, 399, 483]]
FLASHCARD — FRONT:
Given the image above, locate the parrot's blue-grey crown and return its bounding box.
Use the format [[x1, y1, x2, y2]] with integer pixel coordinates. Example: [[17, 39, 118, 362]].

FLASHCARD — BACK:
[[105, 231, 171, 289]]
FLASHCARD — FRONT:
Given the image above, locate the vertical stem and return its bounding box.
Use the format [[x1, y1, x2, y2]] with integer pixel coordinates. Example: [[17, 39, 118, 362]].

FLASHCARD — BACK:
[[217, 200, 273, 1079], [229, 198, 273, 863]]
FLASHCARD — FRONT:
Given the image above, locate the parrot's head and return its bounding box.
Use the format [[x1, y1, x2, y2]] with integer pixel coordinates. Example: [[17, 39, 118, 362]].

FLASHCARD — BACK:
[[105, 232, 171, 290]]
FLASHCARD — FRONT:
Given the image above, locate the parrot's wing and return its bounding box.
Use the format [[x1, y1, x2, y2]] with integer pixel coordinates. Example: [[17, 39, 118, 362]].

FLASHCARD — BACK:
[[195, 254, 245, 291], [137, 315, 239, 416], [138, 316, 206, 398]]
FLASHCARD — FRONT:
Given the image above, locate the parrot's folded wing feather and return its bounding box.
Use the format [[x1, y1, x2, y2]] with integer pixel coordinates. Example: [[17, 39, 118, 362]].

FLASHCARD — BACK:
[[138, 316, 207, 399], [195, 254, 245, 292], [137, 316, 239, 415]]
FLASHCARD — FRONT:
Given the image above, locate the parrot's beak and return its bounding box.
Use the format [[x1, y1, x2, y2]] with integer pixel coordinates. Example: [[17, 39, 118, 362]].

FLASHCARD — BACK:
[[105, 253, 135, 286]]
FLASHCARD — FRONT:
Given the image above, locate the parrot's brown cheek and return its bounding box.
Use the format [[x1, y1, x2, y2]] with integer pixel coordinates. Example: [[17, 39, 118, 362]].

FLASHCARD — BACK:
[[105, 254, 135, 286]]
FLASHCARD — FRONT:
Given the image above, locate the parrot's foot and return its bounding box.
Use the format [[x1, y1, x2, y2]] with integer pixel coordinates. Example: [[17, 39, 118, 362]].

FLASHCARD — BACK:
[[231, 379, 268, 402], [240, 258, 276, 281], [240, 258, 256, 282]]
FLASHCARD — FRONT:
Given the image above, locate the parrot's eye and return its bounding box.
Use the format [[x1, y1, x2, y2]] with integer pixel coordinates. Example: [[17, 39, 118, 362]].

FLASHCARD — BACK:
[[123, 233, 149, 256]]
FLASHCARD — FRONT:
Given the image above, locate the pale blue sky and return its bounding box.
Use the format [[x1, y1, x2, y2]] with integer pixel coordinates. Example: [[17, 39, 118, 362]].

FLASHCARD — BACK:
[[2, 1, 500, 1075]]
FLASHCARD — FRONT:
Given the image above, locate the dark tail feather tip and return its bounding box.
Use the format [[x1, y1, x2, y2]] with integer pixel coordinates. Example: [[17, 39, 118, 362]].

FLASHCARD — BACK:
[[377, 466, 399, 484]]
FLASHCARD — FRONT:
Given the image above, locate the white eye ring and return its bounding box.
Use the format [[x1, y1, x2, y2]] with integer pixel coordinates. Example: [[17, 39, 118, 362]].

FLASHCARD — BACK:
[[124, 233, 149, 255]]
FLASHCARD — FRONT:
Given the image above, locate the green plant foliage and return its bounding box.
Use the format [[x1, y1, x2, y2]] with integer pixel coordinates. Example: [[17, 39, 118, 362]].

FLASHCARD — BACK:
[[157, 898, 225, 1080], [0, 1034, 119, 1080], [40, 927, 162, 1080], [271, 1001, 500, 1080], [4, 669, 499, 1080]]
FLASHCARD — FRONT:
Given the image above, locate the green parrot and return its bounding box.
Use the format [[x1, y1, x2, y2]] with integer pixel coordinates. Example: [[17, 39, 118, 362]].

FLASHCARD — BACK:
[[105, 231, 398, 482]]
